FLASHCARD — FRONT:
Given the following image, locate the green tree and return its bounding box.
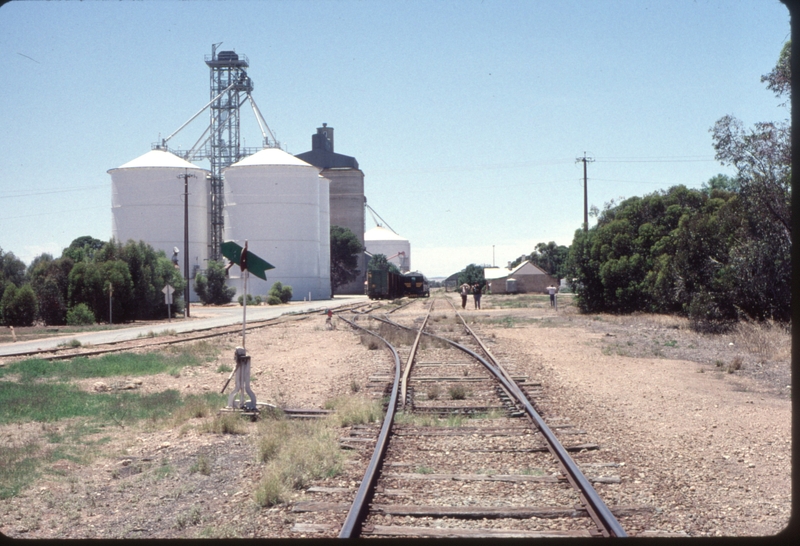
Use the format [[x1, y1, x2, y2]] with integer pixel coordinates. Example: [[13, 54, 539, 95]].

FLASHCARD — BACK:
[[368, 254, 400, 274], [63, 236, 105, 263], [0, 284, 37, 327], [457, 264, 485, 287], [700, 174, 740, 195], [709, 41, 791, 322], [566, 185, 722, 315], [0, 248, 26, 298], [761, 40, 790, 105], [28, 254, 73, 325], [101, 260, 134, 323], [529, 242, 570, 279], [115, 240, 185, 320], [66, 239, 182, 321], [330, 225, 364, 297], [194, 260, 236, 305], [67, 261, 105, 320]]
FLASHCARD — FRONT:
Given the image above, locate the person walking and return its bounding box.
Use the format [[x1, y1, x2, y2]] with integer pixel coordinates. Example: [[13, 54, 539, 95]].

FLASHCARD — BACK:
[[473, 282, 483, 309], [459, 282, 470, 309]]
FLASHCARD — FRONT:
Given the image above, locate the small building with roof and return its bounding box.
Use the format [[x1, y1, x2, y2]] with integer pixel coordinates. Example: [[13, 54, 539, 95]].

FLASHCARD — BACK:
[[483, 261, 558, 294]]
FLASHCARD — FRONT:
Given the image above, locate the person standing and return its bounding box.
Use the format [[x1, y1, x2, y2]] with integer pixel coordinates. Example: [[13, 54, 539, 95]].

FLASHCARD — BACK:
[[547, 284, 557, 308], [473, 282, 483, 309], [459, 282, 470, 309]]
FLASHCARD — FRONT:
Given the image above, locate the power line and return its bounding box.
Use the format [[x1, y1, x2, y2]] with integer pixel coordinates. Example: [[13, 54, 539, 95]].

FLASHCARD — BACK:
[[0, 184, 108, 199]]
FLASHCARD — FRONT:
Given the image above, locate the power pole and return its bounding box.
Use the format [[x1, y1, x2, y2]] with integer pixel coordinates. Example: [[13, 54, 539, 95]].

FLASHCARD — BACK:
[[179, 170, 196, 318], [576, 153, 594, 232]]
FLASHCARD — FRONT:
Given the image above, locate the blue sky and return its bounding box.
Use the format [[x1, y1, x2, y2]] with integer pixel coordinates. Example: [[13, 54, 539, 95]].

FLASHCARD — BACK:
[[0, 0, 790, 278]]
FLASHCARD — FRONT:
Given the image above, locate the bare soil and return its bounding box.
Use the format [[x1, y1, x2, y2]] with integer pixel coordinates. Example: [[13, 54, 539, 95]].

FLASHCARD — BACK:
[[0, 292, 792, 538]]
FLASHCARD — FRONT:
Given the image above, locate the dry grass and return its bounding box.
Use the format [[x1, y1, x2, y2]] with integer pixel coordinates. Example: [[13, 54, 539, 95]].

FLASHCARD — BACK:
[[728, 356, 744, 374], [377, 322, 417, 346], [359, 334, 380, 350], [324, 395, 383, 427], [199, 412, 249, 435], [254, 417, 343, 507], [448, 385, 468, 400], [731, 320, 791, 362]]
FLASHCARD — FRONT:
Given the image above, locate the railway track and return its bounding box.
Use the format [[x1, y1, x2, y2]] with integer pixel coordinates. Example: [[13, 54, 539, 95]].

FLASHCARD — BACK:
[[298, 296, 628, 538], [8, 294, 631, 537]]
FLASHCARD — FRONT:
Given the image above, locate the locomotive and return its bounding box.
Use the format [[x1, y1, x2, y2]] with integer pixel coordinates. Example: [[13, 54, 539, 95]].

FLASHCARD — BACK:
[[367, 269, 430, 300]]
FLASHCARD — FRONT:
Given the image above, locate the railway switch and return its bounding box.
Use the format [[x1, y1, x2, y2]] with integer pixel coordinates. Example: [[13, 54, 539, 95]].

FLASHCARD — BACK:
[[227, 347, 258, 411]]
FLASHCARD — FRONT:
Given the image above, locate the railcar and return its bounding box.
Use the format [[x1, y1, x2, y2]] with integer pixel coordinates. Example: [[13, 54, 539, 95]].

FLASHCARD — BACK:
[[402, 271, 430, 298], [367, 269, 430, 299], [367, 269, 404, 299]]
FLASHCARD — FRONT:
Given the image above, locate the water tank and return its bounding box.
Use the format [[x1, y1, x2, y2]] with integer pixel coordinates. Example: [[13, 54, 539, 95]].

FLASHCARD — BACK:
[[108, 149, 209, 301], [223, 148, 329, 300], [365, 226, 411, 272], [506, 278, 518, 294]]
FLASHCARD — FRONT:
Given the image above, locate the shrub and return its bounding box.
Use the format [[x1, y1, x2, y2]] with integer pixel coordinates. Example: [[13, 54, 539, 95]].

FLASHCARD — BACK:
[[66, 303, 95, 326], [448, 385, 468, 400], [237, 294, 258, 306], [266, 295, 282, 306], [269, 282, 292, 304], [194, 260, 235, 305]]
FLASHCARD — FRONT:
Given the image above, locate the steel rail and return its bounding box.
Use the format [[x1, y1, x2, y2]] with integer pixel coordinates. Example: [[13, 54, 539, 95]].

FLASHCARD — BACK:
[[400, 298, 435, 409], [456, 310, 626, 537], [377, 306, 627, 537], [336, 313, 402, 538]]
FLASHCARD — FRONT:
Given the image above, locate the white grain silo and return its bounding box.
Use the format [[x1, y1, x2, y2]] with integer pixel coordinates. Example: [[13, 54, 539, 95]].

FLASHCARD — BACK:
[[318, 174, 331, 297], [223, 148, 330, 300], [108, 149, 210, 301], [365, 225, 411, 272]]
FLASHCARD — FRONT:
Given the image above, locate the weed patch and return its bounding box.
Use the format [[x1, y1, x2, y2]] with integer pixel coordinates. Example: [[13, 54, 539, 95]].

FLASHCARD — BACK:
[[189, 454, 212, 476], [200, 412, 249, 434], [448, 385, 468, 400], [0, 440, 40, 499], [324, 396, 383, 427], [0, 348, 216, 383], [728, 356, 743, 374], [254, 418, 342, 507]]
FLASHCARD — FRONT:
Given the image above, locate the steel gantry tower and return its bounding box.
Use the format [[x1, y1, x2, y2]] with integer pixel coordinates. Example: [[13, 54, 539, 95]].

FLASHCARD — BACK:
[[205, 44, 253, 261], [156, 45, 279, 262]]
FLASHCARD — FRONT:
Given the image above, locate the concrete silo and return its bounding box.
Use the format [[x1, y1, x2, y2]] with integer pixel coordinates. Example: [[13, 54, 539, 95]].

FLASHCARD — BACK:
[[318, 174, 331, 297], [365, 225, 411, 272], [108, 149, 210, 301], [223, 147, 330, 300], [295, 124, 366, 294]]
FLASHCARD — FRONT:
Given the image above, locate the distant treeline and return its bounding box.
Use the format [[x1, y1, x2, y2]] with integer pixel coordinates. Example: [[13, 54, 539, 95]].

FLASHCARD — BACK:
[[0, 237, 185, 326]]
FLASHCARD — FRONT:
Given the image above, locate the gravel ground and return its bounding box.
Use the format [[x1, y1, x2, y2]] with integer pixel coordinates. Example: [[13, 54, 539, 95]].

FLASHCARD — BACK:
[[0, 293, 792, 539]]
